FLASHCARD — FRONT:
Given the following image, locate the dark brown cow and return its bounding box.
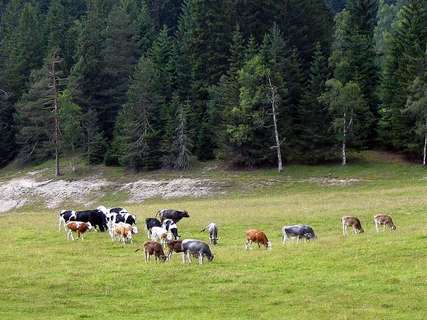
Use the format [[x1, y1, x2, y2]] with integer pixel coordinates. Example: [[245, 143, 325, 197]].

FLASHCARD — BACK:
[[374, 214, 396, 232], [165, 240, 183, 260], [342, 216, 364, 236], [136, 241, 167, 262]]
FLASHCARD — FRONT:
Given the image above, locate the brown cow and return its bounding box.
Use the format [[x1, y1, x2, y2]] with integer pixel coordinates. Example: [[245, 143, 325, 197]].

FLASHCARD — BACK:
[[136, 241, 167, 263], [341, 216, 364, 236], [245, 229, 272, 250], [165, 240, 183, 260], [66, 221, 95, 240], [111, 222, 138, 244], [374, 214, 396, 232]]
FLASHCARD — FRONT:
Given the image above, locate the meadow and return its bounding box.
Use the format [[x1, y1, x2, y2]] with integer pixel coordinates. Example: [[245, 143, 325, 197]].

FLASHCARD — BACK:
[[0, 152, 426, 319]]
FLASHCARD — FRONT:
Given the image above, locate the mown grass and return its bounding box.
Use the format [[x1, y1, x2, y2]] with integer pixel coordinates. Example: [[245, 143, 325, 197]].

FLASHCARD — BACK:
[[1, 153, 427, 319]]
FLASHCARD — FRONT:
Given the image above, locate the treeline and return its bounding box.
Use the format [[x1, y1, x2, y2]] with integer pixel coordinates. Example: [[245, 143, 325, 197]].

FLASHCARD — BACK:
[[0, 0, 426, 172]]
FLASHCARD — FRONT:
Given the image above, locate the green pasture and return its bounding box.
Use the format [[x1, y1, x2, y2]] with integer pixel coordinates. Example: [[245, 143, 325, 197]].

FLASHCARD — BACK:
[[0, 154, 426, 319]]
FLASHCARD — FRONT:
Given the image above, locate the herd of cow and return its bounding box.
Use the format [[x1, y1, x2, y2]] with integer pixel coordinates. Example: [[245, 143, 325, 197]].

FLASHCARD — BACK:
[[58, 206, 398, 264]]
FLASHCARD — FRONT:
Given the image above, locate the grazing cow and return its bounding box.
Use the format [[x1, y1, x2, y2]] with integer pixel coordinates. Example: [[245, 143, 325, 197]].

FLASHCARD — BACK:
[[181, 239, 214, 264], [111, 222, 138, 243], [109, 207, 128, 215], [135, 241, 166, 263], [145, 218, 162, 239], [245, 229, 272, 250], [75, 209, 108, 232], [58, 210, 76, 231], [150, 226, 169, 245], [374, 214, 396, 232], [342, 216, 364, 236], [165, 240, 183, 260], [282, 224, 316, 244], [162, 219, 179, 240], [157, 209, 190, 223], [201, 223, 218, 245], [65, 221, 94, 240]]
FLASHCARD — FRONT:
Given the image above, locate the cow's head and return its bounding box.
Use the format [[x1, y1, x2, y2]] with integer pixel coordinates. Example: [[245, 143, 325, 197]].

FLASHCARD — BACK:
[[267, 241, 272, 250], [182, 211, 190, 217]]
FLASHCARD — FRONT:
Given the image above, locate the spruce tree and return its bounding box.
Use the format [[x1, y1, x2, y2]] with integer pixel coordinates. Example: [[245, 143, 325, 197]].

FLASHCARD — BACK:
[[112, 56, 163, 170], [101, 2, 139, 140], [295, 44, 335, 163]]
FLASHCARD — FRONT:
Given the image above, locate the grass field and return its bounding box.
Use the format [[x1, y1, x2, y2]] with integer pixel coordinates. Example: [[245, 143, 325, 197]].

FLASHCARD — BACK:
[[1, 152, 427, 319]]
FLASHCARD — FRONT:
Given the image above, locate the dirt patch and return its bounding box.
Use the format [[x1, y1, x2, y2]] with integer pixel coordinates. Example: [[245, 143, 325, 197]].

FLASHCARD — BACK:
[[121, 178, 217, 202], [304, 177, 361, 186], [0, 176, 219, 213]]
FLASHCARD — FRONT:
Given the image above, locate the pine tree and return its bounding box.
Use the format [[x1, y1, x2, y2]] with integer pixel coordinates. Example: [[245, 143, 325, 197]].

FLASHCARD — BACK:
[[294, 44, 335, 163], [223, 55, 273, 167], [101, 2, 139, 140], [15, 67, 54, 164], [68, 0, 109, 156], [0, 90, 16, 166], [83, 108, 107, 165], [112, 56, 163, 170], [379, 0, 427, 152], [173, 99, 192, 170]]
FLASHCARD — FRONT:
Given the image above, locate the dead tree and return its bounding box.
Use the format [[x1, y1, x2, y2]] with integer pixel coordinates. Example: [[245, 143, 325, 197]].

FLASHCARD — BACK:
[[47, 50, 63, 177], [267, 76, 283, 172]]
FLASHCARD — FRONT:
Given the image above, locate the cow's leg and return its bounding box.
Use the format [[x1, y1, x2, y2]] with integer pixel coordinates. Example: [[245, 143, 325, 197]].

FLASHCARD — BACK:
[[245, 240, 250, 250], [182, 252, 186, 264], [375, 220, 379, 233], [342, 222, 346, 236], [58, 217, 63, 232], [187, 251, 192, 263], [199, 253, 203, 265]]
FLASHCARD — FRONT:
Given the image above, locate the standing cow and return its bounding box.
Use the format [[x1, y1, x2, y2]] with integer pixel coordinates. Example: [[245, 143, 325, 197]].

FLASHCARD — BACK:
[[245, 229, 272, 250], [145, 218, 162, 239], [157, 209, 190, 223], [75, 209, 108, 232], [162, 219, 179, 240], [201, 223, 218, 245], [181, 239, 214, 264], [374, 214, 396, 232], [282, 224, 316, 243], [58, 210, 76, 231], [342, 216, 364, 236]]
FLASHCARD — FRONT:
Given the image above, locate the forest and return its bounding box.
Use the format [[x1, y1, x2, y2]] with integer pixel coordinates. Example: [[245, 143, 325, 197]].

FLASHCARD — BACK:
[[0, 0, 426, 172]]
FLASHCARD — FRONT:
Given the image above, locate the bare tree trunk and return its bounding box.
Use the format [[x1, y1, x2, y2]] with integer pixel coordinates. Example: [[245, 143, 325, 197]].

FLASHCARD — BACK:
[[268, 76, 283, 172], [49, 50, 61, 177], [342, 112, 347, 166], [424, 118, 427, 166]]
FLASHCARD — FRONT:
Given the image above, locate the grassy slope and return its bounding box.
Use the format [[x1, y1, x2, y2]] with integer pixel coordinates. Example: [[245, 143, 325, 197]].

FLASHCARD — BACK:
[[0, 151, 426, 319]]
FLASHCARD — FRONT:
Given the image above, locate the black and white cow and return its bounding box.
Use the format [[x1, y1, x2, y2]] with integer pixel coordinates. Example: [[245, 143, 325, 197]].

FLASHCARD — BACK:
[[145, 218, 162, 239], [108, 207, 136, 226], [282, 224, 317, 244], [75, 209, 108, 232], [157, 209, 190, 223], [58, 210, 76, 231], [162, 219, 179, 240], [181, 239, 214, 264], [201, 223, 218, 245]]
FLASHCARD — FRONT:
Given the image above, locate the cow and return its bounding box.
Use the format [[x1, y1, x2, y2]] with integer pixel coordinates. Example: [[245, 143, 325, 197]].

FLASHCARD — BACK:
[[157, 209, 190, 223], [150, 226, 169, 245], [162, 219, 179, 240], [342, 216, 364, 236], [245, 229, 272, 250], [201, 223, 218, 245], [165, 240, 183, 260], [181, 239, 214, 264], [58, 210, 76, 232], [136, 241, 167, 263], [374, 214, 396, 232], [75, 209, 108, 232], [282, 224, 316, 244], [65, 221, 95, 240], [145, 218, 162, 239], [111, 222, 138, 243]]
